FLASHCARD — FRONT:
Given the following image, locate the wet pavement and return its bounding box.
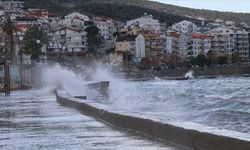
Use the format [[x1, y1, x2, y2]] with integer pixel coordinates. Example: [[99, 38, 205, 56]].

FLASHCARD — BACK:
[[0, 90, 182, 150]]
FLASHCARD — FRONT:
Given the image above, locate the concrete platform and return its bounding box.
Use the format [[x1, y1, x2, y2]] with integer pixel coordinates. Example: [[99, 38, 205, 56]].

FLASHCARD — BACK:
[[56, 90, 250, 150], [0, 90, 180, 149]]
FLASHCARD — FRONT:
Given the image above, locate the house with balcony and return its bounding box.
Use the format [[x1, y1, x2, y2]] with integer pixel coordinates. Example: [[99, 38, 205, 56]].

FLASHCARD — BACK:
[[59, 12, 89, 28], [164, 31, 180, 54], [234, 30, 249, 61], [94, 17, 115, 40], [115, 34, 136, 61], [135, 33, 164, 62], [127, 14, 161, 34], [187, 33, 211, 59], [0, 0, 24, 13], [115, 35, 136, 52], [177, 33, 190, 61], [171, 20, 198, 33], [47, 26, 87, 57], [144, 34, 164, 61], [207, 27, 235, 60]]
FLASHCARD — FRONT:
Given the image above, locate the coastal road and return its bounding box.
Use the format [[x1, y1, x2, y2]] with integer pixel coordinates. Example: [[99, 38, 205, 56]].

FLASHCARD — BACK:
[[0, 90, 183, 150]]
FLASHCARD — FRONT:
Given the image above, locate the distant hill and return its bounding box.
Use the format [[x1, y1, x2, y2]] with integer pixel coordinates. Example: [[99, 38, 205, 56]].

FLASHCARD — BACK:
[[22, 0, 250, 25]]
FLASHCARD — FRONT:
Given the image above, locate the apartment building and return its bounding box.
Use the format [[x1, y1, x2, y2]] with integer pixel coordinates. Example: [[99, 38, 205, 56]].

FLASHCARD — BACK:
[[135, 34, 145, 62], [115, 35, 136, 54], [127, 14, 161, 34], [172, 20, 199, 33], [187, 33, 211, 59], [234, 30, 249, 61], [164, 31, 180, 54], [94, 17, 115, 40], [0, 0, 24, 13], [207, 27, 235, 59], [59, 12, 89, 28], [143, 33, 164, 60], [177, 33, 190, 61], [47, 26, 87, 56]]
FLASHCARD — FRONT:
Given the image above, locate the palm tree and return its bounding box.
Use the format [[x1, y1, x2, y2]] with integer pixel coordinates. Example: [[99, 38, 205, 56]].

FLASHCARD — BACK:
[[2, 16, 15, 64]]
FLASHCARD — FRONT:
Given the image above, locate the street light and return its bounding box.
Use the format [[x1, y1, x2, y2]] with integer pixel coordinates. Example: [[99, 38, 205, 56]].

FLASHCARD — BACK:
[[36, 39, 41, 44], [18, 36, 23, 65], [17, 35, 24, 88], [36, 39, 41, 63]]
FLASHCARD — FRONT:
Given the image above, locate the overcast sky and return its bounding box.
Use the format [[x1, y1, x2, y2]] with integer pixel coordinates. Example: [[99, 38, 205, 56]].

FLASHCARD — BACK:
[[150, 0, 250, 13]]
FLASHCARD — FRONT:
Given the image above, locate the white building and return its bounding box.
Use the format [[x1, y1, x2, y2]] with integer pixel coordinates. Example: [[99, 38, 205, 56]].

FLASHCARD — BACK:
[[234, 30, 249, 61], [172, 20, 198, 33], [48, 26, 87, 55], [127, 14, 161, 34], [94, 18, 115, 40], [177, 33, 190, 60], [59, 12, 89, 27], [135, 34, 145, 61], [187, 33, 211, 58], [207, 27, 235, 58], [164, 36, 174, 53], [214, 19, 224, 24], [164, 31, 180, 54], [0, 0, 24, 13]]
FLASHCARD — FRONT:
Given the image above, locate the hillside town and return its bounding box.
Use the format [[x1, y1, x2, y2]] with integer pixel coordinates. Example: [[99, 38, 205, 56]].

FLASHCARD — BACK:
[[0, 0, 250, 67], [1, 0, 250, 90], [1, 1, 250, 150]]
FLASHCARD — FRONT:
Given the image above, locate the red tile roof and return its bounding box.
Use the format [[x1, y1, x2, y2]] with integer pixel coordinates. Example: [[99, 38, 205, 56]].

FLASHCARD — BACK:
[[191, 33, 209, 39], [167, 32, 180, 38], [15, 24, 30, 31]]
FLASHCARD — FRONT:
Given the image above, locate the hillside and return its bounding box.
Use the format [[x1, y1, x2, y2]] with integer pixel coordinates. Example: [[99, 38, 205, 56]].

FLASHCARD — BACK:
[[22, 0, 250, 25]]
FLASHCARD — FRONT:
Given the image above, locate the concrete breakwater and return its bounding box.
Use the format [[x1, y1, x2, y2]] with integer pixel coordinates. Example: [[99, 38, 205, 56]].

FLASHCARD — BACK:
[[56, 90, 250, 150]]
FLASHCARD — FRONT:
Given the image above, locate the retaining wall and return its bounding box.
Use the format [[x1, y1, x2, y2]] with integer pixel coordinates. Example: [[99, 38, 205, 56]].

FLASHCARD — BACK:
[[129, 64, 250, 78], [56, 91, 250, 150]]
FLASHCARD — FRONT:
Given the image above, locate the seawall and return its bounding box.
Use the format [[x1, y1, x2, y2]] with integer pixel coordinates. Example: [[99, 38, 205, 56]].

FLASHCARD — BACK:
[[128, 64, 250, 78], [56, 90, 250, 150]]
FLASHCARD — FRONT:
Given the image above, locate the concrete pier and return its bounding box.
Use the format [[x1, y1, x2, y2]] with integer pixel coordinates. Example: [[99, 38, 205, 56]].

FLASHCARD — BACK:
[[56, 90, 250, 150], [0, 90, 179, 149]]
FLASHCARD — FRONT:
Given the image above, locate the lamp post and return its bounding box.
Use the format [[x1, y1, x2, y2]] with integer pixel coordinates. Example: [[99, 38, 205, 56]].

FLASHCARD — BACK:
[[18, 36, 23, 65], [18, 36, 23, 87], [36, 39, 41, 63]]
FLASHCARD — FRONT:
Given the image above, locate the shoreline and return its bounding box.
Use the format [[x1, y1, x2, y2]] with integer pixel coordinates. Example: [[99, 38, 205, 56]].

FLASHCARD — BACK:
[[127, 74, 250, 82], [125, 64, 250, 80]]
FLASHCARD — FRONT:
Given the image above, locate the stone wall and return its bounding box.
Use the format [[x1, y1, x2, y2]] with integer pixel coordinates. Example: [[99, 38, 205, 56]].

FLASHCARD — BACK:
[[127, 65, 250, 79], [56, 91, 250, 150]]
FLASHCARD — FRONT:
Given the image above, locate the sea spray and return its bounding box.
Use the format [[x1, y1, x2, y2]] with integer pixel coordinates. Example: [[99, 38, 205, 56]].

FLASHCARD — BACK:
[[184, 70, 194, 79], [40, 64, 87, 96]]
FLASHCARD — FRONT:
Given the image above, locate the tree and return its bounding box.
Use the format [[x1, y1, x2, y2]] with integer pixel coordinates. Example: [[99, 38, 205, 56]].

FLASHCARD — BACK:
[[2, 17, 15, 63], [231, 52, 242, 63], [191, 54, 208, 67], [140, 57, 151, 68], [165, 51, 181, 68], [218, 56, 228, 65], [23, 25, 46, 64], [207, 50, 218, 66], [85, 25, 100, 53]]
